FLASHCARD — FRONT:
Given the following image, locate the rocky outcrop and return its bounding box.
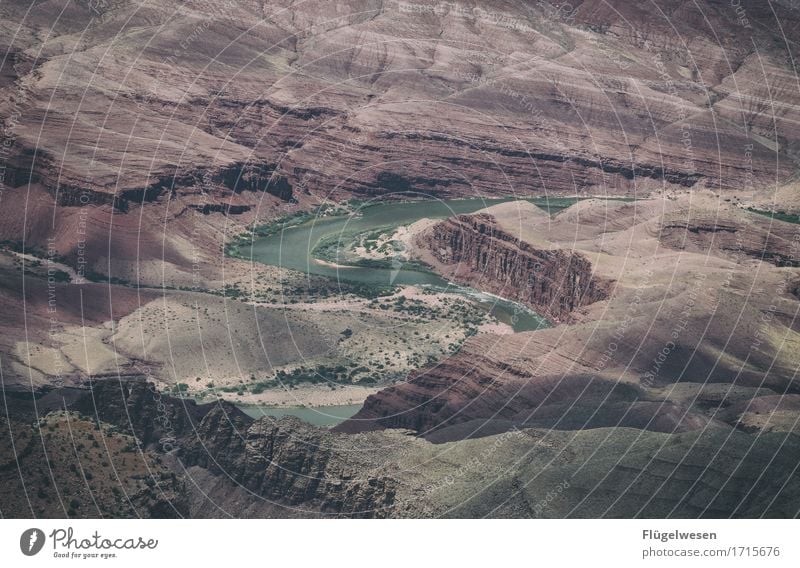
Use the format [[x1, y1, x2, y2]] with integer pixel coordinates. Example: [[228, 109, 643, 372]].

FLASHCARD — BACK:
[[181, 410, 397, 517], [660, 213, 800, 267], [68, 379, 398, 517], [420, 213, 609, 321], [7, 374, 800, 518], [214, 161, 295, 202], [341, 197, 800, 438], [190, 203, 252, 215], [71, 378, 211, 449], [338, 352, 641, 435], [338, 337, 711, 438]]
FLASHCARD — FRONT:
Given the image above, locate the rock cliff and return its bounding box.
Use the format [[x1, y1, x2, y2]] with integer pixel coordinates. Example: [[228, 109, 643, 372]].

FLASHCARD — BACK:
[[3, 0, 800, 287], [69, 379, 400, 517], [418, 213, 610, 321], [6, 372, 800, 518], [181, 410, 398, 517], [340, 196, 800, 437]]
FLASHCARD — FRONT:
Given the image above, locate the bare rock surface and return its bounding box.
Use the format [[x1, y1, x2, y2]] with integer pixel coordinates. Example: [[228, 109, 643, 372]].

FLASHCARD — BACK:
[[341, 195, 800, 437], [2, 0, 800, 285]]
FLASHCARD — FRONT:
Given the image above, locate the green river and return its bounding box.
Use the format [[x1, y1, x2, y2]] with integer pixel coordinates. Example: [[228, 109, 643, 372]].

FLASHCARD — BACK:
[[238, 197, 624, 426], [246, 197, 581, 332], [239, 404, 364, 428]]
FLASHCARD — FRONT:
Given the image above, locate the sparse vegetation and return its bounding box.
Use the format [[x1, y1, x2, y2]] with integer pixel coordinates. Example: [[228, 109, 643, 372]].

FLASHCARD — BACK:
[[1, 412, 178, 518], [746, 207, 800, 224]]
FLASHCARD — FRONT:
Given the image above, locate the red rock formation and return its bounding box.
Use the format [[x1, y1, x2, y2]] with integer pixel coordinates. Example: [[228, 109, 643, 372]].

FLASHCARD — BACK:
[[339, 197, 800, 437], [659, 212, 800, 267], [2, 0, 799, 290], [419, 213, 610, 321]]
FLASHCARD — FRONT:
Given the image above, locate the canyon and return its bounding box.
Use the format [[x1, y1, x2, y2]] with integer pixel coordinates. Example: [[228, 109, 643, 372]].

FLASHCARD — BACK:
[[1, 0, 800, 519], [4, 194, 799, 518], [5, 371, 800, 518], [340, 196, 800, 439], [3, 0, 800, 286]]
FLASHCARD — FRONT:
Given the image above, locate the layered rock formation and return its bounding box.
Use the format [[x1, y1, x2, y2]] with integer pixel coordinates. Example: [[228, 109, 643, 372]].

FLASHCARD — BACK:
[[5, 376, 800, 518], [64, 378, 402, 517], [182, 411, 398, 517], [660, 210, 800, 267], [340, 196, 800, 437], [2, 1, 800, 520], [417, 212, 610, 321], [2, 0, 800, 286]]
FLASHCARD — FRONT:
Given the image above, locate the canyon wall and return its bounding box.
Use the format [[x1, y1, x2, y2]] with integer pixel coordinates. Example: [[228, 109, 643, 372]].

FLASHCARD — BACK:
[[181, 409, 398, 517], [7, 372, 800, 518], [340, 197, 800, 438], [419, 213, 610, 321], [71, 379, 399, 517], [3, 0, 800, 290]]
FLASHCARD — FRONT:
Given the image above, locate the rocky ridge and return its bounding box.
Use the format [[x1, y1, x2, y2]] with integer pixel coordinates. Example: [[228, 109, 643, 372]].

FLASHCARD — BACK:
[[418, 212, 610, 321], [340, 196, 800, 437], [3, 0, 800, 286]]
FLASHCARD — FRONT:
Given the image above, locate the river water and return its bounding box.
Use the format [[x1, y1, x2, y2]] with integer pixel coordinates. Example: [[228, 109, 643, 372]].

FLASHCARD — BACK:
[[238, 404, 364, 427], [247, 197, 574, 332], [240, 197, 587, 426]]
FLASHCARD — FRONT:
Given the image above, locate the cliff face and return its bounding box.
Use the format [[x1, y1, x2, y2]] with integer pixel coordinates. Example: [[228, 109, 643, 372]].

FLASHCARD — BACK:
[[420, 213, 610, 321], [181, 411, 397, 517], [67, 379, 398, 518], [340, 197, 800, 438], [336, 347, 645, 435], [3, 0, 799, 292], [71, 378, 215, 450], [7, 371, 800, 518], [5, 0, 798, 203]]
